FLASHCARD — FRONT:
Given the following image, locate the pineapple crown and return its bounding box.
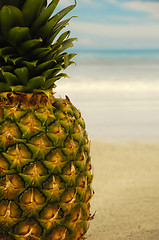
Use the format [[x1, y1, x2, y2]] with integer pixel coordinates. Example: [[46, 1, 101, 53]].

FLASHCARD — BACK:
[[0, 0, 77, 94]]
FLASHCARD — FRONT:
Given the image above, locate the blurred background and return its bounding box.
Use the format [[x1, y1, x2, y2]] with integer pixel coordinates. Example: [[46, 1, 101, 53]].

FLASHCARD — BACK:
[[50, 2, 159, 239], [53, 0, 159, 142]]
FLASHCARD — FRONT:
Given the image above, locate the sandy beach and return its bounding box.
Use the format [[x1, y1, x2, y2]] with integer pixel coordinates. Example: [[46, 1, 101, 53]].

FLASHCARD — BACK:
[[55, 50, 159, 239], [87, 141, 159, 240]]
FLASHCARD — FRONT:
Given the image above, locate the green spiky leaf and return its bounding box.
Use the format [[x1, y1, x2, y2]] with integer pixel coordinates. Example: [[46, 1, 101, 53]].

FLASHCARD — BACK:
[[14, 67, 29, 84], [31, 0, 60, 32], [0, 47, 16, 56], [23, 0, 46, 26], [0, 5, 24, 37], [48, 17, 75, 44], [26, 76, 45, 90], [43, 77, 57, 89], [9, 56, 23, 65], [22, 60, 38, 69], [64, 53, 70, 69], [0, 82, 11, 91], [0, 0, 77, 93], [69, 53, 77, 59], [34, 89, 51, 96], [43, 65, 62, 79], [1, 66, 14, 72], [8, 27, 31, 46], [2, 72, 20, 86], [52, 31, 70, 51], [43, 73, 69, 88], [69, 60, 76, 66], [37, 4, 76, 41], [0, 0, 25, 10], [54, 38, 77, 57], [11, 85, 26, 92], [35, 60, 56, 73], [20, 38, 43, 52], [31, 47, 51, 58], [0, 46, 16, 63]]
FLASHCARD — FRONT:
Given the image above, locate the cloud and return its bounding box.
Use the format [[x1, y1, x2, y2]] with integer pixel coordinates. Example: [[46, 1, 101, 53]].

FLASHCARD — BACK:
[[108, 0, 159, 18], [107, 0, 117, 3], [71, 21, 159, 39], [48, 0, 100, 7], [46, 0, 159, 48], [107, 15, 140, 23], [80, 0, 101, 7], [122, 1, 159, 18], [78, 37, 95, 47], [57, 0, 74, 6], [70, 21, 159, 48]]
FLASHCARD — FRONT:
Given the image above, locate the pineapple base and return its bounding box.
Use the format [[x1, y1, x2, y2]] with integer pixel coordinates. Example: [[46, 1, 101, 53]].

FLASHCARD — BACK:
[[0, 93, 93, 240]]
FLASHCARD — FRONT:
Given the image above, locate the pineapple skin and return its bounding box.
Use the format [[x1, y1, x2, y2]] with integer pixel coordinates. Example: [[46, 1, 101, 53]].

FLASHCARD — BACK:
[[0, 92, 93, 240]]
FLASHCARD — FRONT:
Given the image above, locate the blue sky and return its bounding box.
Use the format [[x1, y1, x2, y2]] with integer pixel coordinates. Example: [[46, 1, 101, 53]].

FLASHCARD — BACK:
[[51, 0, 159, 49]]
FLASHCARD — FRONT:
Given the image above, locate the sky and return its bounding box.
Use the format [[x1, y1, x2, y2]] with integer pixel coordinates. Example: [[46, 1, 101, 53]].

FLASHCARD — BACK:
[[49, 0, 159, 50]]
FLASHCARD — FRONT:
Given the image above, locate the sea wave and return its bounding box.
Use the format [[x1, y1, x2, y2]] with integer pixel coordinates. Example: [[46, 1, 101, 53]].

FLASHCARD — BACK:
[[56, 78, 159, 93]]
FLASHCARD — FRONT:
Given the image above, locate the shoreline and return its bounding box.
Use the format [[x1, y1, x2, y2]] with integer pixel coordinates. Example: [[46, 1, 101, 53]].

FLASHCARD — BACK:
[[90, 138, 159, 145], [87, 140, 159, 240]]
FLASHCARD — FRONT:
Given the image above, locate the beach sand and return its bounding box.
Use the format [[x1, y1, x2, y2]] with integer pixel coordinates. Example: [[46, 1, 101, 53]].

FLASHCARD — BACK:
[[87, 141, 159, 240]]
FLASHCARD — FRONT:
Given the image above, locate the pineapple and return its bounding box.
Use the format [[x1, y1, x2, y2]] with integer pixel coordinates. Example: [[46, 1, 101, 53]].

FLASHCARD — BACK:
[[0, 0, 94, 239]]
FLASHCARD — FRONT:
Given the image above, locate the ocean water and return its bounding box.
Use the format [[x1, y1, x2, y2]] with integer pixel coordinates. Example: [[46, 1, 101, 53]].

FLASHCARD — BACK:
[[54, 49, 159, 141]]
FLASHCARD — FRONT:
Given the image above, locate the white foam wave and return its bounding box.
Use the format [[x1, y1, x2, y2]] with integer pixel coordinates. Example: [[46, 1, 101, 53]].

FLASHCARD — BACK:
[[56, 77, 159, 93]]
